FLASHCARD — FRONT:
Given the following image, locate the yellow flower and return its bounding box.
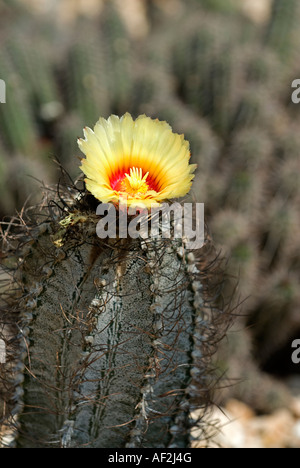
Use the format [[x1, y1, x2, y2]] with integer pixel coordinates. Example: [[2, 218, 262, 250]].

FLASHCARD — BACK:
[[78, 113, 197, 208]]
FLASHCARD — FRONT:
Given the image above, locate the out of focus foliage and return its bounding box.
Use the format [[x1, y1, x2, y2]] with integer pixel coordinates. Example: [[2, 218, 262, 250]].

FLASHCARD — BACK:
[[1, 0, 300, 412]]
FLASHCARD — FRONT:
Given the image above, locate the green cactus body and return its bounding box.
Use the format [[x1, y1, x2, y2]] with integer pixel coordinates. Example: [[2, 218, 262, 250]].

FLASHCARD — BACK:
[[265, 0, 299, 61], [6, 37, 63, 123], [101, 3, 133, 114], [55, 113, 85, 174], [65, 44, 105, 127], [64, 22, 111, 127], [1, 206, 213, 448], [192, 0, 238, 14], [171, 21, 245, 140], [0, 52, 37, 156], [0, 145, 10, 215]]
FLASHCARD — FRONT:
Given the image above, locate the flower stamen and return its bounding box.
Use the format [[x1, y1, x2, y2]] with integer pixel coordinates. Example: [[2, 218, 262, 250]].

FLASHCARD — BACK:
[[124, 167, 149, 195]]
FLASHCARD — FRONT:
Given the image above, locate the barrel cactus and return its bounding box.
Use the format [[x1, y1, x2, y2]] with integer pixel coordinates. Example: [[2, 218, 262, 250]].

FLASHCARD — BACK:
[[0, 113, 230, 448]]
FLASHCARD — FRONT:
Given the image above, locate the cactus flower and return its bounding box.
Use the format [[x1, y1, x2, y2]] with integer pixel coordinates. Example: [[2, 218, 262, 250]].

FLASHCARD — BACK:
[[78, 113, 197, 208]]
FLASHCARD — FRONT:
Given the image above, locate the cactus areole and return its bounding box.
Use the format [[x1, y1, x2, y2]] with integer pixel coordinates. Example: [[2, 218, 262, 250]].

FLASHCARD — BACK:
[[0, 114, 227, 448]]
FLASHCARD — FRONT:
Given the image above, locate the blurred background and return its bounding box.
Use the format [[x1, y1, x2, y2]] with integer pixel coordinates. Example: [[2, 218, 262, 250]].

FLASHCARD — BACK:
[[1, 0, 300, 447]]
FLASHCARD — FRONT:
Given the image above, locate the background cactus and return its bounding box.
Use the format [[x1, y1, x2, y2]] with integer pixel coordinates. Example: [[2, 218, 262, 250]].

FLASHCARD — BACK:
[[63, 22, 109, 129], [0, 50, 38, 156], [1, 0, 300, 446], [264, 0, 300, 62]]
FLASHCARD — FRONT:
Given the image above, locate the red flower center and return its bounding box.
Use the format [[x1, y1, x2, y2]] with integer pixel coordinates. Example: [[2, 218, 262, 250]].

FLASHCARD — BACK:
[[111, 167, 159, 197]]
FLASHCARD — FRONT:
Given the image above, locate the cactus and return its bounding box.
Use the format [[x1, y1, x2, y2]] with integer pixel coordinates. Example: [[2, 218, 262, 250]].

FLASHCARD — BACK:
[[0, 0, 30, 23], [0, 185, 230, 448], [171, 25, 229, 134], [100, 2, 134, 114], [1, 0, 300, 431], [170, 18, 260, 140], [0, 51, 38, 156], [165, 5, 300, 384], [248, 269, 300, 365], [191, 0, 239, 14], [54, 113, 85, 174], [265, 0, 300, 61], [64, 22, 111, 127], [6, 35, 63, 124], [210, 209, 260, 304], [0, 145, 11, 217], [216, 324, 293, 414]]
